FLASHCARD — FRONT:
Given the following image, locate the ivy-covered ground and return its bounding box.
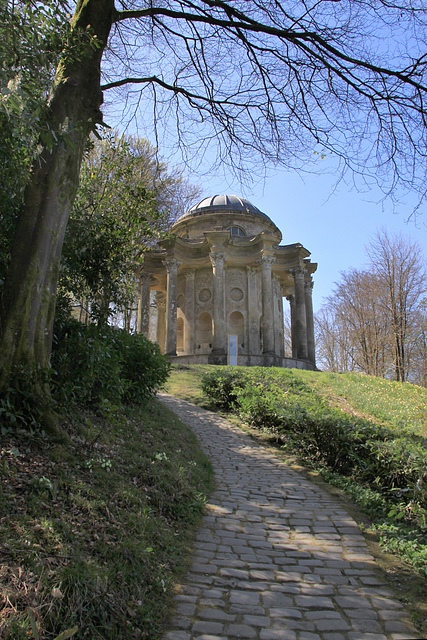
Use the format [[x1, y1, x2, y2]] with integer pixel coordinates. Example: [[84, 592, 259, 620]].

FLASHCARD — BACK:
[[0, 400, 213, 640]]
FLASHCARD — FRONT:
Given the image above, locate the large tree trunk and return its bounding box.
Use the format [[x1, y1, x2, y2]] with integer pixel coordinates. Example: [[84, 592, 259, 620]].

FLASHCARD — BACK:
[[0, 0, 115, 393]]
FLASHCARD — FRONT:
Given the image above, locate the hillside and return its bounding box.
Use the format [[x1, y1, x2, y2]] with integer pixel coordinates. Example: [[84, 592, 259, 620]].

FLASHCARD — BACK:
[[2, 363, 427, 638], [165, 365, 427, 586], [0, 400, 213, 640], [165, 365, 427, 438], [294, 370, 427, 438]]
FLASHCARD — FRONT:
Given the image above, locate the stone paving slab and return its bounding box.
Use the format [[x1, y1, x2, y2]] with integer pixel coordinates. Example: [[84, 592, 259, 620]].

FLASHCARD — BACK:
[[159, 394, 421, 640]]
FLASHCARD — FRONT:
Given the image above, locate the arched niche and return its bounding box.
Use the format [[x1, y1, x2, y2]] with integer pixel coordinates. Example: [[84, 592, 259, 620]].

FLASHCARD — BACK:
[[196, 312, 213, 353], [229, 311, 245, 350], [177, 317, 184, 352]]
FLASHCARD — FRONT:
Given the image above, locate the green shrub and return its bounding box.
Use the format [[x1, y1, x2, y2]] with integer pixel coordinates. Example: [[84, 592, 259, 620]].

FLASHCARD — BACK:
[[200, 368, 244, 410], [51, 319, 170, 407], [52, 319, 125, 405], [118, 330, 170, 403], [0, 365, 53, 434], [234, 384, 285, 430]]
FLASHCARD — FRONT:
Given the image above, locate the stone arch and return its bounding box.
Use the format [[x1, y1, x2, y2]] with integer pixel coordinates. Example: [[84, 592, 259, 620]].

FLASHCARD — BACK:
[[229, 311, 245, 350], [196, 312, 213, 353]]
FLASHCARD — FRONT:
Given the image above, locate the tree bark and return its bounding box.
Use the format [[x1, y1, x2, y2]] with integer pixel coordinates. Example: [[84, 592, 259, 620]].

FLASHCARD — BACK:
[[0, 0, 115, 391]]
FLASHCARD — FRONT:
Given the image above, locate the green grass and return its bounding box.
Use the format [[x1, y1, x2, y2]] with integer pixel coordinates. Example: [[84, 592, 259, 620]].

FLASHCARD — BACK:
[[170, 366, 427, 582], [295, 370, 427, 436], [163, 364, 213, 406], [0, 398, 213, 640]]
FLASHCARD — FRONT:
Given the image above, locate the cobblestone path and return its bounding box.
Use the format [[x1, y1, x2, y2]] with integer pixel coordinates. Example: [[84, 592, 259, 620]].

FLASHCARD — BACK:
[[159, 394, 420, 640]]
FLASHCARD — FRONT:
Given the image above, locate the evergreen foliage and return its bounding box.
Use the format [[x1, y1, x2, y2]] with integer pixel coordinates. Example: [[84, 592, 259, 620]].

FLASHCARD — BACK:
[[201, 367, 427, 546], [51, 318, 171, 407]]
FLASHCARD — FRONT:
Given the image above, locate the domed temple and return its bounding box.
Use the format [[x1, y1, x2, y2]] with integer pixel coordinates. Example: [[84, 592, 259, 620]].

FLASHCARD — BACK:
[[137, 195, 317, 369]]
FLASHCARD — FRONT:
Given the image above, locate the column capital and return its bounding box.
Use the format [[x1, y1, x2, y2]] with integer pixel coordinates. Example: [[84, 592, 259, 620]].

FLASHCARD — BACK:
[[304, 279, 314, 292], [292, 266, 306, 280], [258, 255, 276, 269], [155, 290, 166, 305], [246, 265, 258, 275], [210, 252, 225, 268], [138, 271, 151, 283], [164, 257, 181, 271]]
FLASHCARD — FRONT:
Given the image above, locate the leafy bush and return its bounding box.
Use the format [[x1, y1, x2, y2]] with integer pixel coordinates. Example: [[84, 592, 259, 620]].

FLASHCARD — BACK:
[[118, 330, 170, 403], [52, 320, 123, 405], [200, 368, 244, 410], [0, 365, 53, 434], [51, 318, 170, 407]]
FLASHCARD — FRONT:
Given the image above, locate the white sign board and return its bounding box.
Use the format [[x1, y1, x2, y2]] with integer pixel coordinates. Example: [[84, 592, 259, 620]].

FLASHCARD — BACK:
[[228, 334, 238, 366]]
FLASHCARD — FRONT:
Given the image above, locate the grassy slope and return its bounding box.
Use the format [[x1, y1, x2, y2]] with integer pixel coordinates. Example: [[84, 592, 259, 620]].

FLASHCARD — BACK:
[[165, 364, 427, 437], [3, 365, 427, 638], [0, 399, 213, 640], [165, 364, 427, 629], [294, 369, 427, 437]]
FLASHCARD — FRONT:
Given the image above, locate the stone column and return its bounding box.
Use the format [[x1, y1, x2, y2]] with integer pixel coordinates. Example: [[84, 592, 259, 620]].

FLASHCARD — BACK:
[[136, 273, 151, 337], [259, 255, 275, 354], [276, 280, 285, 357], [246, 266, 259, 355], [305, 279, 316, 365], [184, 269, 195, 355], [293, 267, 308, 359], [155, 292, 166, 354], [272, 275, 282, 356], [210, 252, 226, 354], [286, 294, 298, 359], [165, 258, 180, 356]]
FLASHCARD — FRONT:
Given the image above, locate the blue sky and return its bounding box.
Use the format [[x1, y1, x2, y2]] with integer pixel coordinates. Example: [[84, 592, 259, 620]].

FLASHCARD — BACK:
[[192, 168, 427, 313], [110, 115, 427, 315], [102, 0, 427, 317]]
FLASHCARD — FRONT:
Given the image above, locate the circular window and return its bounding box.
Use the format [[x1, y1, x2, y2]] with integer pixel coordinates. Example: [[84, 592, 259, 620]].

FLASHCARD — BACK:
[[198, 288, 212, 302], [230, 287, 244, 302]]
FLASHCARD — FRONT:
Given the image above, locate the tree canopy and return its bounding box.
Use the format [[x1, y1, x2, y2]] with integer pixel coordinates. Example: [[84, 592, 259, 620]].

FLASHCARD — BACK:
[[0, 1, 68, 282], [2, 0, 427, 403], [102, 0, 427, 202], [59, 132, 200, 325]]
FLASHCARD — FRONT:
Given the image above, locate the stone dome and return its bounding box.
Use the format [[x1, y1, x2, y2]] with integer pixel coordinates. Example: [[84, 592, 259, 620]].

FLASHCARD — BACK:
[[176, 194, 272, 222], [172, 194, 282, 241]]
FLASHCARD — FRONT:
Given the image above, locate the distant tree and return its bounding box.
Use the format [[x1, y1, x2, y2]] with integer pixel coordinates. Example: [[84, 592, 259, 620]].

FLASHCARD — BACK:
[[367, 230, 427, 382], [317, 230, 426, 382], [411, 299, 427, 387], [2, 0, 427, 406], [329, 269, 391, 377], [59, 132, 200, 325], [315, 307, 356, 374]]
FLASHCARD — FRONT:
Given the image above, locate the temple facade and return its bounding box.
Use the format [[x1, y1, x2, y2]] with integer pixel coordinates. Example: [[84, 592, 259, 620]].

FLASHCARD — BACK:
[[137, 195, 317, 369]]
